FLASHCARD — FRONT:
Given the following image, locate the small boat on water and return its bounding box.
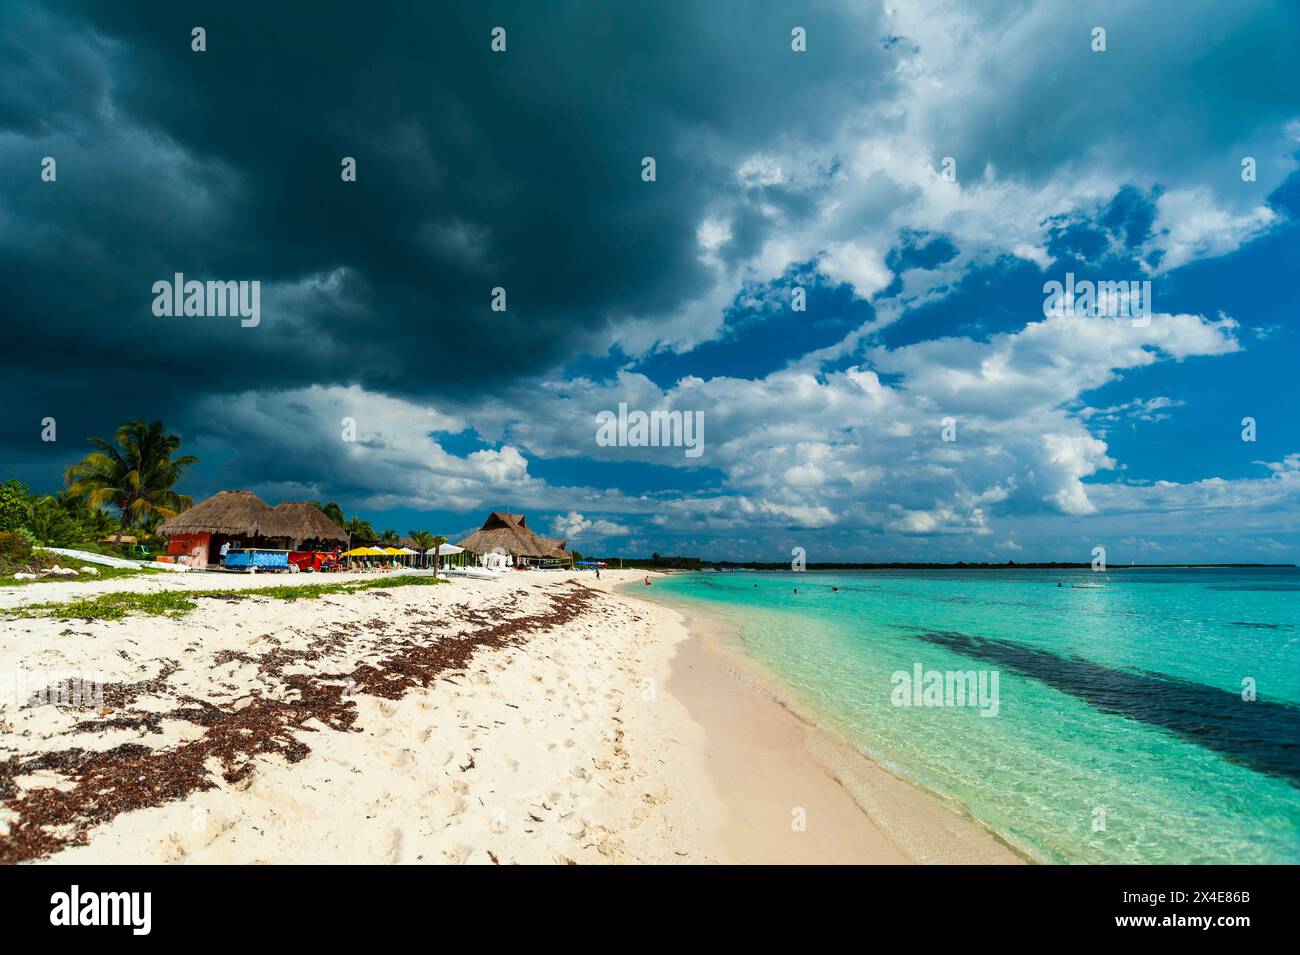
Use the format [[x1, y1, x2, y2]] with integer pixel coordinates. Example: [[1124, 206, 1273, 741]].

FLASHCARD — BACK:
[[1071, 582, 1105, 589]]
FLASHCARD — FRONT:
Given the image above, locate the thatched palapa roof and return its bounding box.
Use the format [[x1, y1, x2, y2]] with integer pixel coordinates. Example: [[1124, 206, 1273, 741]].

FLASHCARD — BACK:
[[458, 512, 567, 559], [159, 491, 297, 540], [275, 502, 350, 547]]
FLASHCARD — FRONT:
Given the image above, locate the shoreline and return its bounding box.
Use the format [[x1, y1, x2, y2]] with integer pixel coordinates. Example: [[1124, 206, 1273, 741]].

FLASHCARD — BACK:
[[3, 568, 1020, 863], [622, 577, 1027, 864]]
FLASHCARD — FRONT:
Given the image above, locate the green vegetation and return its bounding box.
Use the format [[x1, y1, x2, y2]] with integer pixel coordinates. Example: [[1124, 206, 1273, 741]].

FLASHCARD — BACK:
[[2, 420, 198, 570], [6, 421, 457, 577], [343, 515, 376, 543], [65, 419, 197, 546], [0, 560, 152, 589], [0, 530, 33, 565], [0, 479, 33, 533], [4, 573, 444, 620], [312, 501, 347, 526]]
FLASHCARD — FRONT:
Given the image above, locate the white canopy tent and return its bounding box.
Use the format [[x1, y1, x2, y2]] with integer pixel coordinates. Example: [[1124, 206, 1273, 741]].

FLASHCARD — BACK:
[[420, 542, 464, 569]]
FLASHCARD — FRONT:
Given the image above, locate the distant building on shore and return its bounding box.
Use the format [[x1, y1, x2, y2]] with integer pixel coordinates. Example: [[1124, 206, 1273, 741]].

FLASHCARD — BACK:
[[458, 512, 569, 567]]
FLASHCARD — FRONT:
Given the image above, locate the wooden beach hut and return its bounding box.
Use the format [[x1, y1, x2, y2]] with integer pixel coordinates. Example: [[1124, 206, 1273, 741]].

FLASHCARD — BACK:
[[275, 502, 350, 550], [276, 502, 350, 571], [458, 512, 570, 568], [159, 491, 297, 569]]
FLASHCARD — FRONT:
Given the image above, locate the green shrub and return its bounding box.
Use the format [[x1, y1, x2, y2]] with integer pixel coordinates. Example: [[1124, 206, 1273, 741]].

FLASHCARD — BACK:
[[0, 479, 33, 532], [24, 498, 82, 547], [0, 530, 33, 565]]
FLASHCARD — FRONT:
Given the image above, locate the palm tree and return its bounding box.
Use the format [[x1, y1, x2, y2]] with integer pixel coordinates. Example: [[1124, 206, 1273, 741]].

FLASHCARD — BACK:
[[313, 501, 347, 527], [378, 529, 400, 544], [49, 489, 117, 540], [408, 530, 436, 568], [25, 496, 79, 547], [64, 420, 198, 546], [343, 516, 375, 546]]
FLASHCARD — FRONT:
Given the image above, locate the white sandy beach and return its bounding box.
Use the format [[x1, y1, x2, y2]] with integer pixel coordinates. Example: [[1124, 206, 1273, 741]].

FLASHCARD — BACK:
[[0, 569, 1020, 864]]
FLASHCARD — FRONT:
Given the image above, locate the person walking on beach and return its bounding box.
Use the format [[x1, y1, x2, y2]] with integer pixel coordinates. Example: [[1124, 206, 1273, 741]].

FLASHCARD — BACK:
[[645, 576, 651, 587]]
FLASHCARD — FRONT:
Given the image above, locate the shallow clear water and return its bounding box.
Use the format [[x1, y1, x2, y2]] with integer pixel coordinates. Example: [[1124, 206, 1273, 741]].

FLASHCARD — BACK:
[[653, 568, 1300, 863]]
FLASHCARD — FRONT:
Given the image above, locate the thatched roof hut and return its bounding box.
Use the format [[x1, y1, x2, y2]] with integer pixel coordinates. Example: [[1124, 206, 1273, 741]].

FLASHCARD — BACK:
[[458, 512, 567, 560], [275, 502, 350, 548], [159, 491, 297, 541]]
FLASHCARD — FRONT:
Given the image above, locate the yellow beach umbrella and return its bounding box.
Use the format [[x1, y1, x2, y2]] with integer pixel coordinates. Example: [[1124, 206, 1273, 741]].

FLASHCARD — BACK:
[[343, 547, 387, 557]]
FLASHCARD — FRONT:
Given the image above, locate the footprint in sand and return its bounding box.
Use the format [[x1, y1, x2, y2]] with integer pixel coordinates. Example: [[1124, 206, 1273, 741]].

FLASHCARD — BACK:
[[379, 747, 415, 770], [383, 827, 404, 863], [430, 788, 466, 817], [441, 843, 472, 864]]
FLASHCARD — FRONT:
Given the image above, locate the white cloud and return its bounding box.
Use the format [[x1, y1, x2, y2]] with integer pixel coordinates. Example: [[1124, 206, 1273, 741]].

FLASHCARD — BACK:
[[819, 242, 893, 299], [596, 0, 1297, 363], [1149, 188, 1279, 271], [550, 512, 631, 540]]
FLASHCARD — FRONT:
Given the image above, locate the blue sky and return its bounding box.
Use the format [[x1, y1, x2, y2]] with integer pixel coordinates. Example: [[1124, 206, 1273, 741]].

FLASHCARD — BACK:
[[2, 1, 1298, 562]]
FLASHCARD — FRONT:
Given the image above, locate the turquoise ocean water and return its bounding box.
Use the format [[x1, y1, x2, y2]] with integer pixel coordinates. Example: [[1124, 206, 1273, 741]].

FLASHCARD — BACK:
[[652, 568, 1300, 863]]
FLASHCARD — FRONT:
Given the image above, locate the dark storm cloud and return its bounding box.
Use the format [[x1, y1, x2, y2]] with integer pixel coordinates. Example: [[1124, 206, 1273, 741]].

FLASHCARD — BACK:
[[909, 0, 1300, 186], [0, 0, 896, 466]]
